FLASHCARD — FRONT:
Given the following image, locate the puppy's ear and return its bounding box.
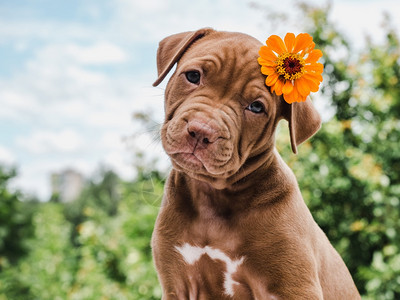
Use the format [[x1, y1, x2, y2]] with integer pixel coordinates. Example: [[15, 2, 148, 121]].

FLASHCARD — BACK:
[[283, 99, 321, 154], [153, 28, 214, 86]]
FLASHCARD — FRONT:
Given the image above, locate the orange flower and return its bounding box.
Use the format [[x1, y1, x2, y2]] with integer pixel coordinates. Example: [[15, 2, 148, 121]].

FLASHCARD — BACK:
[[258, 33, 323, 103]]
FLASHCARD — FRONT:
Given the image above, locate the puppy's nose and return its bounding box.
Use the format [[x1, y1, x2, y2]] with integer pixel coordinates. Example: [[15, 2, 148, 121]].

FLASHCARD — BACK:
[[187, 120, 219, 146]]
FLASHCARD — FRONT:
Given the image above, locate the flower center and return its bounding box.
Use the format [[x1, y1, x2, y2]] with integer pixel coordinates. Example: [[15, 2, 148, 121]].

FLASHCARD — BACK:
[[276, 53, 305, 80]]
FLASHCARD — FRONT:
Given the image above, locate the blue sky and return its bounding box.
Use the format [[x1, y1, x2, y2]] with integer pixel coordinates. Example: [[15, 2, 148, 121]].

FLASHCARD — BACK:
[[1, 0, 399, 200]]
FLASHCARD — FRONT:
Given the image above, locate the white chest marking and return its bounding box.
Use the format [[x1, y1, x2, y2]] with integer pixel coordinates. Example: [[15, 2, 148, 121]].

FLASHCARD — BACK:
[[175, 243, 245, 297]]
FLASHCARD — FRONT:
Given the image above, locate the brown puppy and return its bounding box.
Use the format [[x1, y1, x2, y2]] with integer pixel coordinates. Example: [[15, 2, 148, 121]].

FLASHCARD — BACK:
[[152, 28, 360, 299]]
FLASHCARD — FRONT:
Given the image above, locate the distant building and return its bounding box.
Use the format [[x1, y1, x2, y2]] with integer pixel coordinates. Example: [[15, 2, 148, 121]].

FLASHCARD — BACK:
[[51, 169, 84, 202]]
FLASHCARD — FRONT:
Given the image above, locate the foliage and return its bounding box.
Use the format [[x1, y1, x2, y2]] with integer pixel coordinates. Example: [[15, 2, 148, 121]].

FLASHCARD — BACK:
[[1, 203, 77, 300], [354, 15, 400, 298], [0, 2, 399, 299], [0, 166, 36, 269], [0, 168, 165, 300], [64, 169, 122, 234], [276, 2, 400, 298]]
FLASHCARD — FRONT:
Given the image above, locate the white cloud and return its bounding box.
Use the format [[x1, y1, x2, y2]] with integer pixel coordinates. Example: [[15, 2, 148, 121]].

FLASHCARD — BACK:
[[331, 0, 400, 47], [0, 89, 40, 121], [0, 36, 152, 200], [0, 39, 140, 126], [109, 0, 267, 43], [86, 110, 132, 128], [26, 43, 118, 84], [66, 65, 107, 84], [119, 0, 168, 12], [16, 129, 84, 154], [104, 150, 135, 179], [62, 42, 128, 65], [99, 131, 126, 150], [0, 19, 97, 43], [0, 145, 16, 165]]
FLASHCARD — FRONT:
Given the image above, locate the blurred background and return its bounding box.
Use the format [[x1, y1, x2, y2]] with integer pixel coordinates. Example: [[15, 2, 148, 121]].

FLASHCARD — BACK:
[[1, 0, 400, 299]]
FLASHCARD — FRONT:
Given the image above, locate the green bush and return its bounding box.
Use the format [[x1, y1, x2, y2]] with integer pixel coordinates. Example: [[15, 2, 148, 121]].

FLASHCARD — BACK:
[[0, 168, 164, 300], [276, 2, 400, 298]]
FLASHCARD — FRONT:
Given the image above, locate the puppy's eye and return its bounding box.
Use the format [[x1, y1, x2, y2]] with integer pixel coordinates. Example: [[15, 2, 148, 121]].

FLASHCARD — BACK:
[[185, 71, 201, 84], [247, 101, 265, 114]]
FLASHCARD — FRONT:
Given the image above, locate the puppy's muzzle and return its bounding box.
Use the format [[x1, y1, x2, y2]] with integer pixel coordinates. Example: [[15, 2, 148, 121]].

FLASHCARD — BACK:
[[164, 110, 235, 176], [187, 119, 221, 149]]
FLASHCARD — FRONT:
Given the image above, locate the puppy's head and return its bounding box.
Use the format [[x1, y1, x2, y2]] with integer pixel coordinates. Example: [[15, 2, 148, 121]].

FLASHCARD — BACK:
[[154, 28, 321, 188]]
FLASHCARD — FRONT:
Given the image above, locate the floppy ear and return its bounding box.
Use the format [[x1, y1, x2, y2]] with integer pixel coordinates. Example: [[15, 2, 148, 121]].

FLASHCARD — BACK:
[[153, 28, 214, 87], [283, 99, 321, 154]]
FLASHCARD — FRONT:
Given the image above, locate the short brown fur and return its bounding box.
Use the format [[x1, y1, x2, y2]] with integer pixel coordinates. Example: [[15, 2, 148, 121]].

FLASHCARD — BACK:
[[152, 28, 360, 299]]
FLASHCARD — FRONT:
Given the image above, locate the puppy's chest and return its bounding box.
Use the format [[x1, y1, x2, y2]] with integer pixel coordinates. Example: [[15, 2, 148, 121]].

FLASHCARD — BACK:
[[175, 228, 247, 298], [180, 206, 241, 258], [172, 209, 251, 298], [179, 199, 243, 258], [172, 217, 277, 299]]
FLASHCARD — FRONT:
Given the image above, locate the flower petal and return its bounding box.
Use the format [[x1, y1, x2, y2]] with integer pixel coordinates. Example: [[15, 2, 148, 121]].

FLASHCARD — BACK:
[[265, 73, 279, 86], [305, 63, 324, 73], [259, 59, 276, 67], [284, 90, 296, 104], [303, 76, 320, 92], [261, 66, 276, 75], [271, 82, 276, 94], [292, 86, 307, 103], [258, 57, 276, 67], [295, 77, 311, 97], [292, 85, 300, 100], [282, 80, 294, 94], [259, 46, 278, 62], [307, 42, 315, 52], [266, 35, 287, 54], [284, 33, 295, 53], [274, 79, 284, 95], [293, 33, 314, 54], [303, 71, 323, 82], [297, 95, 307, 103], [305, 49, 323, 63]]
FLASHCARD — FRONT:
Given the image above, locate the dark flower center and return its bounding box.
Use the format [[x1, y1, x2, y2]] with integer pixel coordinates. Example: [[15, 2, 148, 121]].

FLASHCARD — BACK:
[[283, 57, 302, 75]]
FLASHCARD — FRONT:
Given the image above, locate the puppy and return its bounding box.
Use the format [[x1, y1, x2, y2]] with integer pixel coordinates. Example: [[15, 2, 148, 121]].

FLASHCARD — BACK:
[[152, 28, 360, 300]]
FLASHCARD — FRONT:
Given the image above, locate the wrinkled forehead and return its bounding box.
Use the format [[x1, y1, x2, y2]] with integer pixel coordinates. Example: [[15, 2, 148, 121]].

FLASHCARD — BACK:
[[178, 32, 266, 96], [181, 32, 262, 79]]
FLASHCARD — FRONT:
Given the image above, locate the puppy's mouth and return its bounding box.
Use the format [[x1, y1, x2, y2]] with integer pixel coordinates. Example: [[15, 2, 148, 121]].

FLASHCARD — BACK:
[[162, 114, 236, 177], [172, 152, 203, 168], [164, 133, 234, 177], [169, 151, 229, 176]]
